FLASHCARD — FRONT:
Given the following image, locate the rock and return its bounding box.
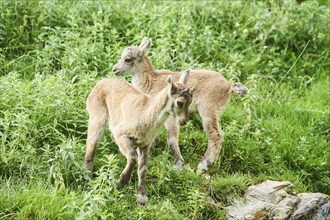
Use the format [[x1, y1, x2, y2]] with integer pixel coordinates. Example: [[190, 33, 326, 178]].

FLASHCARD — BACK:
[[313, 203, 330, 220], [270, 195, 299, 219], [226, 180, 330, 220], [227, 180, 293, 220], [245, 180, 292, 204], [290, 193, 330, 220]]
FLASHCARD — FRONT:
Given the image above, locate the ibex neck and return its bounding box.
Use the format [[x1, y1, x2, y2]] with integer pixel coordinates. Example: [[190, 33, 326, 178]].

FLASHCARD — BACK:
[[146, 88, 171, 135], [132, 56, 155, 93]]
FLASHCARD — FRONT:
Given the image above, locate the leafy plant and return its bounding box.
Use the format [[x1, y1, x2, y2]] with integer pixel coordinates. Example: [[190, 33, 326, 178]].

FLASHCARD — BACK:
[[0, 0, 329, 219]]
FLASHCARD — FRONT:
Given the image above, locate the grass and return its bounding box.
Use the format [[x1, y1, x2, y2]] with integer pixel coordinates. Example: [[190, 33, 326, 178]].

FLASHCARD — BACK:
[[0, 0, 329, 219]]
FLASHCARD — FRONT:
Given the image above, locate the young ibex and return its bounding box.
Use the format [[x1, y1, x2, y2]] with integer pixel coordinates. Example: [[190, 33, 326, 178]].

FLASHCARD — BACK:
[[113, 38, 248, 173], [84, 70, 194, 205]]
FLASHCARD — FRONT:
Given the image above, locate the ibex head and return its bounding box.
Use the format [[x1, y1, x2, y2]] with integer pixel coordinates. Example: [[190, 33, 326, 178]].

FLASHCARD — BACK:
[[167, 70, 195, 126], [113, 37, 152, 76]]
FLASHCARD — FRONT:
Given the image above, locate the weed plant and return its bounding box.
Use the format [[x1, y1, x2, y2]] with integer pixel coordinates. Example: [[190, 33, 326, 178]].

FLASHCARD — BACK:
[[0, 0, 329, 219]]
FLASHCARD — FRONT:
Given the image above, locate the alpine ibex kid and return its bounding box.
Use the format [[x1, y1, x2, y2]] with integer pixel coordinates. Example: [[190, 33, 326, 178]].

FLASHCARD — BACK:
[[113, 38, 248, 173], [84, 70, 194, 205]]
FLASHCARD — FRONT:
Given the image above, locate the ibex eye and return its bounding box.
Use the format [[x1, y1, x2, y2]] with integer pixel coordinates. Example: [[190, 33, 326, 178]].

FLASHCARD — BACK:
[[177, 100, 184, 107], [125, 58, 131, 63]]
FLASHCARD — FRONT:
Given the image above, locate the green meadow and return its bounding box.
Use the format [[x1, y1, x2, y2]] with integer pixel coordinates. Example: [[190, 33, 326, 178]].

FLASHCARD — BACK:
[[0, 0, 329, 219]]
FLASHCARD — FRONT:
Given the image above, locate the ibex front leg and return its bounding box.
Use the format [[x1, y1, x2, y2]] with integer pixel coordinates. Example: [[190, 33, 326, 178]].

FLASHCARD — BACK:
[[116, 137, 137, 188], [165, 116, 184, 169], [136, 146, 150, 205]]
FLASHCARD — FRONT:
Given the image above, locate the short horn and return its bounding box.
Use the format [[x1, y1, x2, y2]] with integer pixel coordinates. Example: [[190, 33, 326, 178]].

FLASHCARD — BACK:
[[190, 85, 197, 93]]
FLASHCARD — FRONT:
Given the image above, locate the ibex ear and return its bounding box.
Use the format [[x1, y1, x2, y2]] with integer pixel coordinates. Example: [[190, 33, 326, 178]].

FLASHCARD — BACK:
[[178, 70, 190, 84], [166, 75, 176, 95], [138, 37, 152, 58], [139, 37, 150, 48]]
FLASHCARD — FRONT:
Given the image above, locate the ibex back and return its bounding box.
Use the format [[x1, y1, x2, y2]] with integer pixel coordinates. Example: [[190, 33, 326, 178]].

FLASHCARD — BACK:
[[113, 38, 248, 172], [84, 70, 194, 205]]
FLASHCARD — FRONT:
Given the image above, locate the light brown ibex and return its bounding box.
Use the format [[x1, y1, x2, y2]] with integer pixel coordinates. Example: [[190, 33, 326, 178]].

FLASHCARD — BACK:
[[84, 70, 194, 205], [113, 38, 248, 173]]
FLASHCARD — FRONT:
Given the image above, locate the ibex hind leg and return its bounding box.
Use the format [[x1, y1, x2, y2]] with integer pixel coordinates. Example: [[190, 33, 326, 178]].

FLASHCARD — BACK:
[[85, 100, 108, 178], [197, 110, 224, 173]]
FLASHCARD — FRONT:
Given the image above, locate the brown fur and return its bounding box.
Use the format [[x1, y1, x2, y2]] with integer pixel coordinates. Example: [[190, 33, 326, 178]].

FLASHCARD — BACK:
[[113, 38, 248, 172], [84, 71, 193, 205]]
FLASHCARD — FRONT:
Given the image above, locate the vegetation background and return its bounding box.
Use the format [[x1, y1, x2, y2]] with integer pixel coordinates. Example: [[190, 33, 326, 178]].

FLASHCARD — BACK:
[[0, 0, 329, 219]]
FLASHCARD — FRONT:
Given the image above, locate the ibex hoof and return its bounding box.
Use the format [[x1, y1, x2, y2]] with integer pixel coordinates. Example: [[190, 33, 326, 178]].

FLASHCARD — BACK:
[[196, 161, 208, 174], [116, 179, 127, 189], [153, 136, 161, 147], [136, 194, 148, 205], [86, 170, 93, 179], [174, 160, 184, 170]]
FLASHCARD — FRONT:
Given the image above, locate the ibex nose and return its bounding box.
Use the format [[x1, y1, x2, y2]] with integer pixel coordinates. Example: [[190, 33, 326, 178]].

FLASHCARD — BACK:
[[113, 67, 120, 75], [179, 119, 187, 126]]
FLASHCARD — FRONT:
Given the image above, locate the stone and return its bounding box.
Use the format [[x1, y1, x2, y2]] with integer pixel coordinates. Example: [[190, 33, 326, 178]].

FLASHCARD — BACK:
[[290, 193, 329, 219], [313, 203, 330, 220], [226, 180, 330, 220], [270, 195, 299, 219]]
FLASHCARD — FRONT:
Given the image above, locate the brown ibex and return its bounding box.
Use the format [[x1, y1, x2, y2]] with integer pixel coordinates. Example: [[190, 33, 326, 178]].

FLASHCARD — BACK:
[[84, 70, 194, 205], [113, 38, 248, 173]]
